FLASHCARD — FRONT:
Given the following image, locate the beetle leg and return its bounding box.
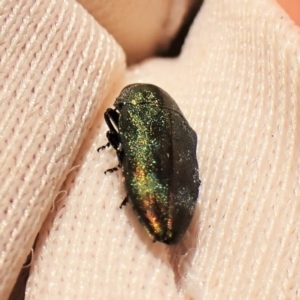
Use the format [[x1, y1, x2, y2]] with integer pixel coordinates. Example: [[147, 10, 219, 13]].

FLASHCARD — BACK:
[[119, 197, 128, 209], [98, 109, 120, 151], [97, 142, 110, 152], [106, 131, 120, 150], [97, 130, 120, 152], [104, 108, 119, 132], [104, 165, 120, 174]]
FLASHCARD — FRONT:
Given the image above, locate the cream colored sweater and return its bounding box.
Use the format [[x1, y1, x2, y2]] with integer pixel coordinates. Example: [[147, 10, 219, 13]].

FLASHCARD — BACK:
[[0, 0, 299, 299]]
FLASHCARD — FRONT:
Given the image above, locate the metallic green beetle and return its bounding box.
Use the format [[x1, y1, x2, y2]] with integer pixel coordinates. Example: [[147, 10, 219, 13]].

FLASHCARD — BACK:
[[99, 84, 200, 244]]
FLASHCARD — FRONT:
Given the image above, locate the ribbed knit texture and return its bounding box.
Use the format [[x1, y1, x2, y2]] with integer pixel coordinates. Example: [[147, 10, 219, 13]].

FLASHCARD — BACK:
[[25, 0, 300, 298], [132, 0, 300, 298], [0, 0, 125, 298], [1, 0, 300, 299]]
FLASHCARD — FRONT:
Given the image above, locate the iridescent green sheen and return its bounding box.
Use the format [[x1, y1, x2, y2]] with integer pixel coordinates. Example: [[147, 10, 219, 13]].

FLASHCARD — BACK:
[[103, 84, 200, 244]]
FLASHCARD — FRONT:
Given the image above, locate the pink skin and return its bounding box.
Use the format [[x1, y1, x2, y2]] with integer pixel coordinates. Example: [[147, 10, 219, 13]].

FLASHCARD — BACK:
[[277, 0, 300, 25]]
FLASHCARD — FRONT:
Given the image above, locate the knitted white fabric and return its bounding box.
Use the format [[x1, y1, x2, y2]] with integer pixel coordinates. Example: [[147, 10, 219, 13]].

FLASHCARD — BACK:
[[0, 0, 125, 298], [1, 0, 300, 299]]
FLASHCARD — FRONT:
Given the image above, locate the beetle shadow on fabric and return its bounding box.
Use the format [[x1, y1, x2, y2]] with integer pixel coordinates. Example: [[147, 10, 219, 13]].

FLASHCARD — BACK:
[[167, 204, 200, 286], [122, 204, 169, 257], [123, 200, 201, 286]]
